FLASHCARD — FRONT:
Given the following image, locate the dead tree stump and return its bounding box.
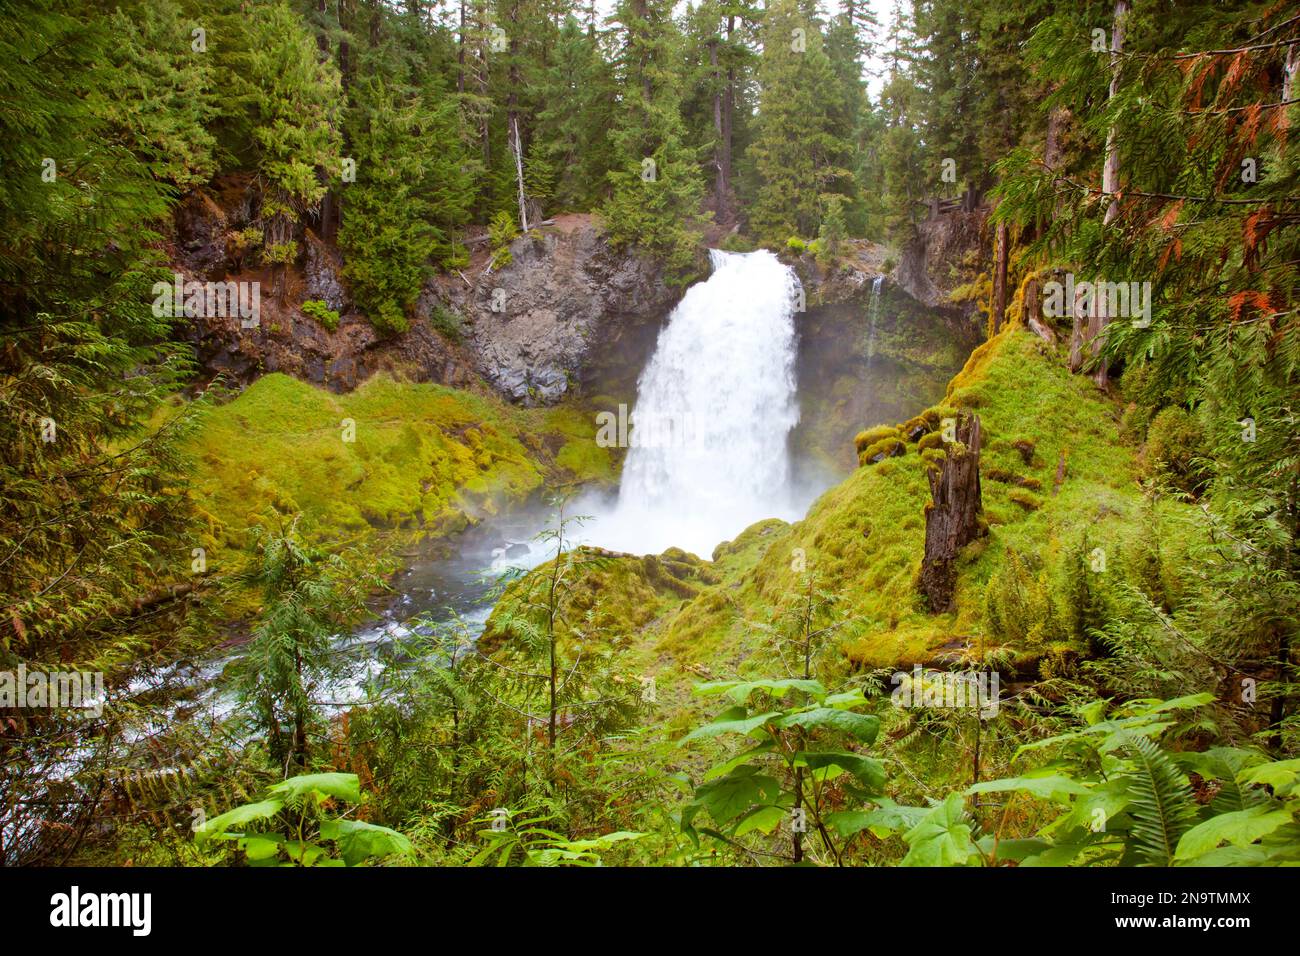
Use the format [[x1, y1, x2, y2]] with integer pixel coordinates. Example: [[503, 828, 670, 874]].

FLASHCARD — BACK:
[[920, 412, 984, 613]]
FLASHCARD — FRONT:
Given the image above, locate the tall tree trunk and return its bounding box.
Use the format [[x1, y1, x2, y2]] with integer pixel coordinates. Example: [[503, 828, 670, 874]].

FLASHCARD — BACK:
[[457, 0, 466, 93], [990, 218, 1009, 334], [1283, 40, 1298, 103], [1101, 1, 1129, 227], [723, 14, 735, 211], [920, 413, 983, 613], [507, 5, 528, 229], [708, 38, 728, 221]]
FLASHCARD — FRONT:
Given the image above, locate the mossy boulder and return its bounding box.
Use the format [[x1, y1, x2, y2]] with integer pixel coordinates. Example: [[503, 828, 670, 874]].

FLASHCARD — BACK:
[[853, 424, 902, 455], [859, 437, 907, 466]]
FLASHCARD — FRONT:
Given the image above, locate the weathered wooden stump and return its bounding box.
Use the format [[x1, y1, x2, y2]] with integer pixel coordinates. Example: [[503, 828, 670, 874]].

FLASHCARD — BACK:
[[920, 412, 984, 613]]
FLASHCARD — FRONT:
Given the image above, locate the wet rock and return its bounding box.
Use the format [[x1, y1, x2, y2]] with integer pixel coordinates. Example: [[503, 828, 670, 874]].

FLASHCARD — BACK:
[[303, 230, 348, 313], [444, 221, 678, 406]]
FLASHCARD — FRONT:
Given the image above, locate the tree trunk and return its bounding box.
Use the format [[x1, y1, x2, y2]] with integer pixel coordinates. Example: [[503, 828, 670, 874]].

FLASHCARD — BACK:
[[708, 38, 728, 221], [457, 0, 466, 94], [1284, 42, 1298, 102], [1101, 1, 1129, 226], [920, 413, 983, 614], [990, 218, 1009, 334]]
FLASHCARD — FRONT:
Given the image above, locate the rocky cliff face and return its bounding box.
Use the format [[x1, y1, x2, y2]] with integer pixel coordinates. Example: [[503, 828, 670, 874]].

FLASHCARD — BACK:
[[792, 259, 982, 477], [173, 194, 674, 401], [893, 205, 990, 317], [439, 216, 679, 406]]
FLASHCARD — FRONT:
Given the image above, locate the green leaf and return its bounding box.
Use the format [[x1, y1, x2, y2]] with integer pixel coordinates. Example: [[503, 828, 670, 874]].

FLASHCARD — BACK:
[[733, 804, 788, 838], [901, 794, 980, 867], [679, 708, 782, 745], [268, 772, 362, 805], [774, 708, 879, 744], [693, 766, 783, 827], [1174, 806, 1294, 862], [828, 799, 930, 839], [967, 773, 1092, 804], [194, 799, 284, 841], [1239, 758, 1300, 796], [319, 818, 413, 866], [702, 742, 776, 782], [237, 834, 285, 861], [693, 679, 826, 703], [798, 751, 886, 791]]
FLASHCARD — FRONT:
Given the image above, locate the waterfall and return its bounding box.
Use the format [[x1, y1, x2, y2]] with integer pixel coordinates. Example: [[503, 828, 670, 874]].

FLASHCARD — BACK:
[[865, 275, 884, 369], [586, 249, 803, 558]]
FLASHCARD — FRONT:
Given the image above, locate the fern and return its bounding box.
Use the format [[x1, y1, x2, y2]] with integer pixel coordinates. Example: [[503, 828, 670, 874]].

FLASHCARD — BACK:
[[1122, 733, 1199, 866]]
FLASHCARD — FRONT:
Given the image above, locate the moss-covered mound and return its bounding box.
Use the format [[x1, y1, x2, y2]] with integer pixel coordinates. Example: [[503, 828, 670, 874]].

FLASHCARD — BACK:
[[179, 372, 617, 572], [491, 330, 1201, 714]]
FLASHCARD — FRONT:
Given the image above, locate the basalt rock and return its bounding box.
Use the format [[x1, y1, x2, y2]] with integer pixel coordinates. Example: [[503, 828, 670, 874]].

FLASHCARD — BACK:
[[441, 218, 679, 406]]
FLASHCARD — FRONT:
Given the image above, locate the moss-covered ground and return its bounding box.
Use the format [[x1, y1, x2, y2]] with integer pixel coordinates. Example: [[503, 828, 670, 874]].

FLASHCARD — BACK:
[[168, 372, 617, 620], [485, 328, 1203, 746]]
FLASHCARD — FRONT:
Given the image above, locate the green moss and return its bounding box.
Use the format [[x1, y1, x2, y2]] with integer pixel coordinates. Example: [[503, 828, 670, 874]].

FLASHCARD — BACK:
[[1143, 405, 1207, 494], [182, 373, 618, 585], [917, 431, 946, 453], [853, 424, 901, 454], [859, 436, 906, 466]]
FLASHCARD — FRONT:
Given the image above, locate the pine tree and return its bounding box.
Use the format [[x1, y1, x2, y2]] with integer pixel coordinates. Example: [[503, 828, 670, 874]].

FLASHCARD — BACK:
[[603, 0, 707, 278], [228, 0, 343, 286], [749, 0, 855, 244]]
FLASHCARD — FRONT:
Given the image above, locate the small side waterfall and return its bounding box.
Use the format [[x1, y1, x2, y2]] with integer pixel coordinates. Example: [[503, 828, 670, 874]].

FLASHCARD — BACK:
[[865, 275, 884, 370], [587, 249, 803, 557]]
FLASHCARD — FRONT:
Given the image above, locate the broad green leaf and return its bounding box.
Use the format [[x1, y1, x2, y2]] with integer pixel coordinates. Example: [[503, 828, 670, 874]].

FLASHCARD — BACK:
[[693, 679, 826, 703], [1174, 806, 1294, 861], [195, 799, 284, 840], [977, 836, 1051, 862], [679, 708, 782, 745], [320, 818, 413, 866], [827, 798, 930, 839], [774, 708, 879, 744], [693, 766, 782, 826], [702, 742, 776, 782], [733, 804, 788, 838], [237, 834, 285, 861], [798, 751, 886, 791], [967, 773, 1092, 804], [823, 689, 869, 710], [269, 772, 362, 805], [901, 793, 980, 867], [1239, 758, 1300, 795]]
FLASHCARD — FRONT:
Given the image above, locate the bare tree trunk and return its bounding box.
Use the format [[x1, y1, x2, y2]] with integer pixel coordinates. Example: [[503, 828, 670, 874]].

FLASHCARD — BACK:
[[990, 218, 1009, 334], [507, 4, 529, 229], [920, 413, 983, 613], [1283, 41, 1298, 102], [708, 37, 728, 221], [457, 0, 467, 93], [1101, 1, 1129, 226]]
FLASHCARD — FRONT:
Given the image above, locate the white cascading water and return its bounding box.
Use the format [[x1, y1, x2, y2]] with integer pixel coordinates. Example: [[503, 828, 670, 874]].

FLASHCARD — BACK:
[[584, 249, 803, 558]]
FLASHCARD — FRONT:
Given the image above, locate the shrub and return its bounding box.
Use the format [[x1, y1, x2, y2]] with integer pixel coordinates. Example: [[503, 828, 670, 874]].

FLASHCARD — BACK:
[[301, 299, 340, 332], [429, 304, 463, 343], [488, 210, 518, 269], [1143, 406, 1207, 494]]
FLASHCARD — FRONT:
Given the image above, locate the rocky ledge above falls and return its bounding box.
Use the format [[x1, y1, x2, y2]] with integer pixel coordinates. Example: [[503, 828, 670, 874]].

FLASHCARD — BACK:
[[438, 214, 680, 406]]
